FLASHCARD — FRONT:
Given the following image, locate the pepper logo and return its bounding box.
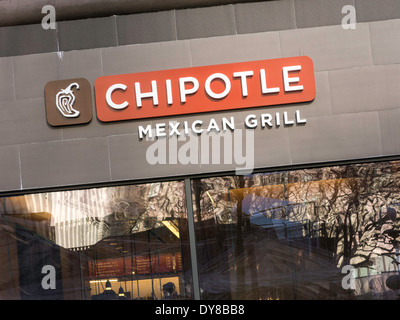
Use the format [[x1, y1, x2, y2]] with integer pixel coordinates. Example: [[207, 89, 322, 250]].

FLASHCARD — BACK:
[[45, 78, 92, 126], [56, 82, 80, 118]]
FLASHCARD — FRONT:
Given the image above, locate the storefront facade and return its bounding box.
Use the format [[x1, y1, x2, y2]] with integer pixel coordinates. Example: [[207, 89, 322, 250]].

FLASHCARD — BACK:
[[0, 0, 400, 300]]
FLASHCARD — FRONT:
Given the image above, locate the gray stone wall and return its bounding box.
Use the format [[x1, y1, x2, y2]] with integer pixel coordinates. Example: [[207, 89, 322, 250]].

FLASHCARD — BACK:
[[0, 0, 399, 192]]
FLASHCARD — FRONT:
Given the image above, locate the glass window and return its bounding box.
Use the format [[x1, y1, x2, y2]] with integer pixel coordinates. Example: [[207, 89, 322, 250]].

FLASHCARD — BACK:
[[0, 181, 193, 300], [1, 159, 400, 300], [191, 161, 400, 300]]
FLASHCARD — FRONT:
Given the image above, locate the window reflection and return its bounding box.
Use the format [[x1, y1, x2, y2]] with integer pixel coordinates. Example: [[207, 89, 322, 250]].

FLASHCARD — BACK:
[[0, 181, 193, 300], [192, 161, 400, 300], [0, 160, 399, 300]]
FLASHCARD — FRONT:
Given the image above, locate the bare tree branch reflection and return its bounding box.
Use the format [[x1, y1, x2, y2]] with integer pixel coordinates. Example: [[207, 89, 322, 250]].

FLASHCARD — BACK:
[[192, 161, 400, 299]]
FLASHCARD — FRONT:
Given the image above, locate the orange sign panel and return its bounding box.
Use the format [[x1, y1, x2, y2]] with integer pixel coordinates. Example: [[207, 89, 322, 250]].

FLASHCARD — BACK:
[[95, 56, 316, 122]]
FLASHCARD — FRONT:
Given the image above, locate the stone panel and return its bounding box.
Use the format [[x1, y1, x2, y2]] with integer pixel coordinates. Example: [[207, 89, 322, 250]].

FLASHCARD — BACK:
[[13, 53, 58, 100], [0, 98, 62, 146], [369, 19, 400, 65], [20, 137, 110, 189], [101, 40, 192, 76], [176, 5, 236, 40], [116, 11, 177, 45], [0, 23, 57, 57], [329, 65, 400, 114], [0, 57, 15, 101], [280, 23, 373, 71], [289, 112, 382, 164], [57, 16, 117, 51], [0, 145, 22, 192], [190, 32, 281, 66], [378, 108, 400, 155], [235, 0, 295, 33], [355, 0, 400, 22]]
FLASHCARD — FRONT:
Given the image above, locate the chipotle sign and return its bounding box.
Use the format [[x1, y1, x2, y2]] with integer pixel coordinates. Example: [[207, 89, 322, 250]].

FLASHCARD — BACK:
[[94, 56, 315, 122]]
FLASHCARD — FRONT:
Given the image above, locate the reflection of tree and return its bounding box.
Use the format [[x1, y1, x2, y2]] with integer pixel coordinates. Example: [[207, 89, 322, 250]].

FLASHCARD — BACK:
[[192, 161, 400, 299], [100, 182, 187, 239], [295, 164, 400, 270]]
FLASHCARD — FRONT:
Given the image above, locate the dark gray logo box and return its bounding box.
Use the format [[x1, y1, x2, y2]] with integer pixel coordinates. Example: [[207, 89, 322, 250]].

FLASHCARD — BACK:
[[45, 78, 93, 127]]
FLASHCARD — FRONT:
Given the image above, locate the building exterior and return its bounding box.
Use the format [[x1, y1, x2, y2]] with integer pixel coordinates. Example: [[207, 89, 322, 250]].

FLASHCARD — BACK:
[[0, 0, 399, 300]]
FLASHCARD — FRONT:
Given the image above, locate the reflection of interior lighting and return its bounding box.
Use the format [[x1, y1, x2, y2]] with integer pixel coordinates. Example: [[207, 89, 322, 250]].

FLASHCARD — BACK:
[[162, 220, 180, 238], [89, 279, 118, 284], [109, 243, 118, 246], [206, 191, 215, 205], [115, 246, 123, 250], [105, 280, 113, 291]]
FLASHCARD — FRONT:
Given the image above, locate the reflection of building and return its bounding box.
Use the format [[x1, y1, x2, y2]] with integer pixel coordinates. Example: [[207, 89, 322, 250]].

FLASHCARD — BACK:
[[55, 218, 103, 250], [0, 214, 88, 300], [194, 210, 347, 300], [84, 216, 189, 300], [193, 167, 400, 300], [1, 211, 55, 242]]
